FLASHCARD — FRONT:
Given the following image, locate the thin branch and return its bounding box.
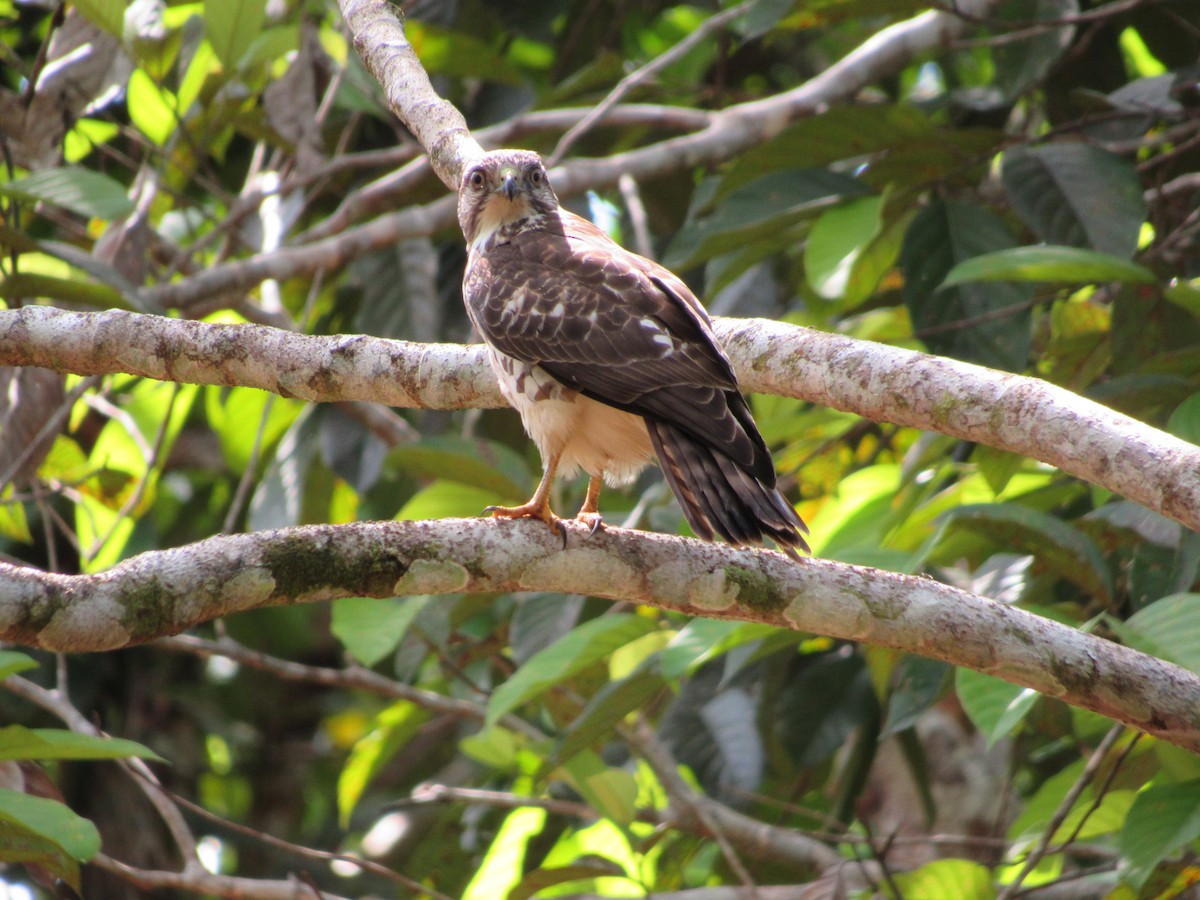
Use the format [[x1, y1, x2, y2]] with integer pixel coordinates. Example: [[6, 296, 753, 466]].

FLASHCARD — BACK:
[[2, 518, 1197, 752], [545, 0, 755, 168], [998, 726, 1125, 900]]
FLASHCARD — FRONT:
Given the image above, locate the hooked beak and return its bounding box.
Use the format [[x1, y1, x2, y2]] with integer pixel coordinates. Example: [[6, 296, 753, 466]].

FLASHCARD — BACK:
[[500, 169, 519, 201]]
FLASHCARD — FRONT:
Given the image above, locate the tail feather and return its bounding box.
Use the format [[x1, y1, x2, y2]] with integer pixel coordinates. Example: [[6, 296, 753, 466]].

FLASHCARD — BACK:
[[647, 420, 809, 557]]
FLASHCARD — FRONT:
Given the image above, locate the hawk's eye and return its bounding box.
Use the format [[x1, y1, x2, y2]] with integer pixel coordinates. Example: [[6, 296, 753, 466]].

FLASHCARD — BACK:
[[468, 169, 486, 190], [529, 168, 544, 185]]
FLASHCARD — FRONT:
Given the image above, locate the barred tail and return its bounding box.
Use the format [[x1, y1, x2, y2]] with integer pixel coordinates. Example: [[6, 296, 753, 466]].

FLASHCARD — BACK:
[[647, 420, 809, 559]]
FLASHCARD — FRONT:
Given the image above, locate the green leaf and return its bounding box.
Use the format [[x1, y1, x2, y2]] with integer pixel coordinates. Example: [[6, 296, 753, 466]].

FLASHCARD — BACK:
[[126, 69, 177, 147], [0, 726, 164, 762], [337, 701, 430, 825], [1168, 395, 1200, 445], [1121, 594, 1200, 674], [331, 596, 428, 667], [71, 0, 125, 36], [486, 615, 658, 726], [1164, 278, 1200, 316], [0, 788, 100, 863], [396, 480, 507, 521], [0, 168, 133, 220], [0, 652, 37, 681], [888, 858, 996, 900], [557, 751, 638, 827], [205, 0, 267, 68], [0, 816, 82, 892], [942, 246, 1155, 288], [805, 194, 884, 303], [901, 199, 1033, 372], [947, 503, 1113, 602], [664, 169, 864, 270], [881, 657, 950, 738], [955, 668, 1039, 745], [1002, 144, 1147, 258], [547, 668, 667, 771], [386, 436, 530, 502], [661, 619, 782, 679], [461, 807, 547, 900], [1118, 779, 1200, 871]]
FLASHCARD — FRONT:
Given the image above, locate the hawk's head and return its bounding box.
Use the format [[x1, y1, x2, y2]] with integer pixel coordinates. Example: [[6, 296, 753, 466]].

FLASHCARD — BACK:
[[458, 150, 560, 253]]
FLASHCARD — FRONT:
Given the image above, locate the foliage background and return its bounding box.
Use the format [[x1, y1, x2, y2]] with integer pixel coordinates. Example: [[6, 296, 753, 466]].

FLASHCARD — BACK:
[[1, 0, 1199, 897]]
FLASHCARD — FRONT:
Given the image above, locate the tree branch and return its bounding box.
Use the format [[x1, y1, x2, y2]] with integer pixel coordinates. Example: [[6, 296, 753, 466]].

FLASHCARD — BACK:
[[2, 519, 1198, 753], [135, 0, 1005, 312], [4, 304, 1199, 532]]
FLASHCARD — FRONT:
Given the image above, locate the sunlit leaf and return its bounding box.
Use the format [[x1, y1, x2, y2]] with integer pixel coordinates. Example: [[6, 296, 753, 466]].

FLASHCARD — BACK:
[[942, 246, 1154, 288], [337, 701, 430, 825], [461, 807, 547, 900], [888, 858, 996, 899], [0, 653, 37, 681], [126, 69, 177, 146]]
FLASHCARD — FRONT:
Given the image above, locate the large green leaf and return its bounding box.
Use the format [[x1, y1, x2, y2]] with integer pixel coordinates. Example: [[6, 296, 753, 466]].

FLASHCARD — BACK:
[[1120, 594, 1200, 674], [881, 656, 951, 738], [557, 751, 638, 827], [386, 436, 531, 502], [942, 246, 1155, 288], [664, 169, 864, 271], [205, 0, 267, 67], [330, 596, 428, 668], [1119, 779, 1200, 872], [0, 788, 100, 864], [955, 668, 1039, 746], [0, 652, 37, 681], [486, 615, 658, 725], [0, 726, 163, 762], [888, 858, 996, 900], [0, 168, 133, 220], [1002, 144, 1147, 258], [901, 199, 1032, 372], [546, 667, 667, 770], [946, 503, 1113, 602], [461, 807, 548, 900], [337, 701, 430, 825]]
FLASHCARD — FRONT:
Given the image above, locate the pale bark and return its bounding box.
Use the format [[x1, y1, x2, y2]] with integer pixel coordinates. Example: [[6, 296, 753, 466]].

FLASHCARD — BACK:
[[1, 518, 1197, 753], [4, 304, 1199, 532]]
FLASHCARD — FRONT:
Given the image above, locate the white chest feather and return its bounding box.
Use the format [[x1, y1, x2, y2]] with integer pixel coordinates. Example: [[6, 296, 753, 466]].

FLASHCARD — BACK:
[[488, 348, 653, 486]]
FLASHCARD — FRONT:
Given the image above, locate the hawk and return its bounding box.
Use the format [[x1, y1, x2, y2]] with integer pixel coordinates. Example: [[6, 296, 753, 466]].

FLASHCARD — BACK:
[[457, 149, 808, 558]]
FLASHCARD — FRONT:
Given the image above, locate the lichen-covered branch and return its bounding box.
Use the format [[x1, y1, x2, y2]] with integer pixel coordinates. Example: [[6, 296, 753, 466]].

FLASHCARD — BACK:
[[141, 0, 1005, 312], [4, 304, 1199, 532], [1, 518, 1197, 753]]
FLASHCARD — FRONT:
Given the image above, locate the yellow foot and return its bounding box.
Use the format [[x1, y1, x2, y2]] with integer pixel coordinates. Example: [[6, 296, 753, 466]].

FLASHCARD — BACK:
[[484, 502, 567, 548], [575, 511, 603, 536]]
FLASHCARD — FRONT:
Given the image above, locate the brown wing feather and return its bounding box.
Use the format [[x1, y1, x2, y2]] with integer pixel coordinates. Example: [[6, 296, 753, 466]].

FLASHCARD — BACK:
[[464, 206, 807, 553]]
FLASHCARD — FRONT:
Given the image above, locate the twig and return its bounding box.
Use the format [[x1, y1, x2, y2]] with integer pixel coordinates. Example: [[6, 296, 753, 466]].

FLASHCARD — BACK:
[[998, 726, 1125, 899], [546, 0, 755, 168]]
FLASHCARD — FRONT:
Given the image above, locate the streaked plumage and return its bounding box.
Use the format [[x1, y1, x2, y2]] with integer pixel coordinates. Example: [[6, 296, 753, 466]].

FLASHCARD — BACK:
[[457, 149, 808, 557]]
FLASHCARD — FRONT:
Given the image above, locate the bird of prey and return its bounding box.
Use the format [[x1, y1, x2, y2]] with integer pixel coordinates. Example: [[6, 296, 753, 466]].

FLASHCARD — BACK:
[[457, 149, 808, 558]]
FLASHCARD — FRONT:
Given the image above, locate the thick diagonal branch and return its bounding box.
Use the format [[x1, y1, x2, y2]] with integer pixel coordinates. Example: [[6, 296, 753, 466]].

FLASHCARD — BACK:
[[1, 518, 1198, 753], [3, 305, 1198, 533]]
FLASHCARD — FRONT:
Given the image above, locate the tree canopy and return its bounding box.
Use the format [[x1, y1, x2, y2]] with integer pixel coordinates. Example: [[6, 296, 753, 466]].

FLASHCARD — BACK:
[[1, 0, 1199, 897]]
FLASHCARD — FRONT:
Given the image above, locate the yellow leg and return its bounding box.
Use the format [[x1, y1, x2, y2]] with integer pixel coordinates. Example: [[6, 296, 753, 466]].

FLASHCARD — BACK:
[[575, 473, 604, 535], [485, 451, 566, 545]]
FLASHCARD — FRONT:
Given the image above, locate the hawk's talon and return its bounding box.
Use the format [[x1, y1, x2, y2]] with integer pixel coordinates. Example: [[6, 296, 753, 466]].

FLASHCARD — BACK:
[[575, 511, 604, 536], [483, 501, 568, 548]]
